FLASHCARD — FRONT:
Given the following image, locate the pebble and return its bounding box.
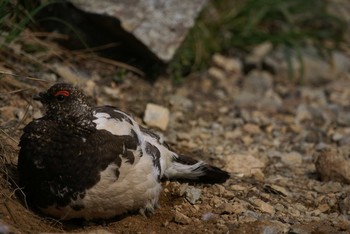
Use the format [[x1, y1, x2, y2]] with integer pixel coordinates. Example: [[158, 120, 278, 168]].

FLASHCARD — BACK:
[[243, 70, 273, 94], [251, 168, 265, 181], [243, 123, 261, 134], [246, 42, 273, 64], [318, 203, 330, 213], [288, 207, 301, 217], [275, 203, 285, 211], [313, 182, 343, 193], [103, 86, 121, 99], [178, 183, 188, 196], [295, 203, 307, 212], [224, 154, 265, 177], [201, 212, 218, 222], [185, 187, 202, 205], [260, 221, 290, 234], [143, 103, 170, 130], [208, 67, 226, 81], [0, 222, 10, 234], [212, 184, 226, 196], [176, 132, 191, 141], [281, 151, 303, 167], [169, 95, 193, 111], [252, 198, 275, 215], [173, 210, 191, 225], [212, 54, 242, 73], [230, 185, 246, 191], [265, 184, 290, 197], [210, 196, 224, 207], [315, 148, 350, 184]]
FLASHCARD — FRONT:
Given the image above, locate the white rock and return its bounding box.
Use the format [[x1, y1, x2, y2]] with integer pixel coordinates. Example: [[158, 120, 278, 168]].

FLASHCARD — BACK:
[[69, 0, 207, 62], [143, 103, 170, 130]]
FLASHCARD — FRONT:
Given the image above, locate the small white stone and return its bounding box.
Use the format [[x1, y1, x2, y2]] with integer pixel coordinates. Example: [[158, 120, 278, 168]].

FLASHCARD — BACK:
[[143, 103, 170, 130]]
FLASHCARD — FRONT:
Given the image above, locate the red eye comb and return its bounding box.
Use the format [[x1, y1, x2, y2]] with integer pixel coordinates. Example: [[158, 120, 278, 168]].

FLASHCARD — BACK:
[[54, 90, 70, 97]]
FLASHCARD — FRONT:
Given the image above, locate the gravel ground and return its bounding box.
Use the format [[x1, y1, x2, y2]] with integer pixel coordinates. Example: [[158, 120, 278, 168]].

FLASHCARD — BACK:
[[1, 38, 350, 233]]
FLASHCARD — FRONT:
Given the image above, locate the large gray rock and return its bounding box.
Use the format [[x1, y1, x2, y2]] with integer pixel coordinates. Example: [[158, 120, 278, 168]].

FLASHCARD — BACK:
[[68, 0, 207, 63]]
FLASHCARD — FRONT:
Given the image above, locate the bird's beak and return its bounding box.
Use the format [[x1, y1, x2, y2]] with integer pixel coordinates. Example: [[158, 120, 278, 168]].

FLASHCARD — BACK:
[[33, 92, 46, 102]]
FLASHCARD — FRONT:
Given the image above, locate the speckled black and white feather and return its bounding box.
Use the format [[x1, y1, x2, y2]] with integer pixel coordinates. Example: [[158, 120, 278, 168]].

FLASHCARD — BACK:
[[18, 83, 230, 220]]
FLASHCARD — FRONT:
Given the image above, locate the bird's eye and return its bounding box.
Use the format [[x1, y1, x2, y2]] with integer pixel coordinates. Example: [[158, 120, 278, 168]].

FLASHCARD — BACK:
[[54, 90, 70, 102], [56, 95, 65, 102]]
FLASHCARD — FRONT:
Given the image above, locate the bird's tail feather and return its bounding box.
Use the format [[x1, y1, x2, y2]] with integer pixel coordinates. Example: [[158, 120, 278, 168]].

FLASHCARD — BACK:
[[163, 154, 230, 184]]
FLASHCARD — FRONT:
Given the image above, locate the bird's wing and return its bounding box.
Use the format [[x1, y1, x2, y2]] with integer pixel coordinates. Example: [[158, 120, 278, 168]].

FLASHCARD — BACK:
[[92, 106, 145, 170]]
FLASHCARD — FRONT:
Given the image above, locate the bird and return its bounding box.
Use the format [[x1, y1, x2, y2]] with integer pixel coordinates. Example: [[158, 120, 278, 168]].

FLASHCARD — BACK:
[[18, 83, 230, 220]]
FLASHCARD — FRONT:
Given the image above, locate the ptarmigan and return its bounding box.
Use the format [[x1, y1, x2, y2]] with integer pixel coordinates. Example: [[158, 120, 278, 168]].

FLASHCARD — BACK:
[[18, 83, 230, 220]]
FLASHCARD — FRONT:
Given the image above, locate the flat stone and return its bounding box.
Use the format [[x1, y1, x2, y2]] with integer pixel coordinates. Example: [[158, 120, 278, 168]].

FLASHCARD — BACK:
[[243, 123, 261, 134], [69, 0, 208, 62], [224, 154, 265, 177], [173, 210, 191, 224], [143, 103, 170, 130], [264, 184, 290, 197], [281, 151, 303, 167], [252, 198, 275, 215], [230, 185, 246, 191], [218, 202, 245, 215]]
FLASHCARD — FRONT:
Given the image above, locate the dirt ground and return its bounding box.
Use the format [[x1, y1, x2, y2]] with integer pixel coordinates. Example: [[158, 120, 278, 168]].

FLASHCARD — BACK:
[[1, 32, 350, 233]]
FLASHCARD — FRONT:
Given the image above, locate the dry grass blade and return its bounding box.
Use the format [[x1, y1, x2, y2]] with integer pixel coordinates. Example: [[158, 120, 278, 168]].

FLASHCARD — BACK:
[[20, 31, 145, 77], [0, 129, 19, 145], [88, 55, 145, 77], [15, 103, 31, 131], [0, 71, 50, 83], [74, 42, 120, 53], [22, 31, 69, 40]]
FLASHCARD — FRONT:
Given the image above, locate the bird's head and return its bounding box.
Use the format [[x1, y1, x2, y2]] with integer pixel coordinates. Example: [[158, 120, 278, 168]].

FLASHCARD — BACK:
[[34, 83, 92, 121]]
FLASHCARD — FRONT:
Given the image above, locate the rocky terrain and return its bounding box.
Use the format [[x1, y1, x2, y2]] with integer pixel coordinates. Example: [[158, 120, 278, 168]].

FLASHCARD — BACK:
[[1, 34, 350, 233]]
